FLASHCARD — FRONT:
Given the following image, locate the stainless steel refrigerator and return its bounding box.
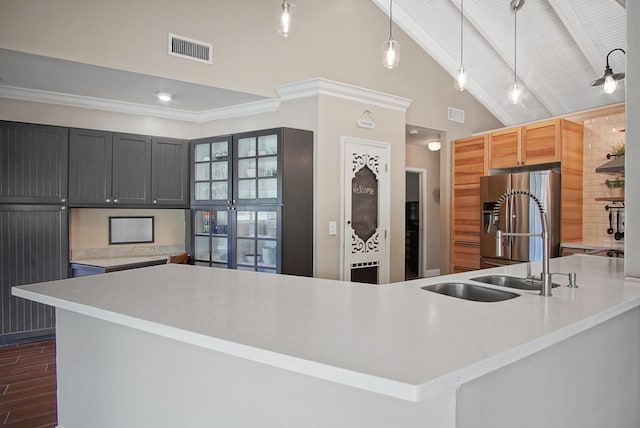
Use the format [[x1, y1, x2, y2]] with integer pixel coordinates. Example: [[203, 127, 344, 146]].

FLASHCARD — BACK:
[[480, 171, 561, 268]]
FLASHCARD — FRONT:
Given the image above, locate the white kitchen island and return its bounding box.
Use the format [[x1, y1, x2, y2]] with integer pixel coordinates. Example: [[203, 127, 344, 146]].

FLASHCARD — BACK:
[[13, 255, 640, 428]]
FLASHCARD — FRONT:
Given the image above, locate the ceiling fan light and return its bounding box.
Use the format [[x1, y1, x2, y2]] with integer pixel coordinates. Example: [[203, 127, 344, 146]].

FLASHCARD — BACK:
[[508, 82, 522, 105], [382, 39, 400, 69], [277, 0, 296, 38]]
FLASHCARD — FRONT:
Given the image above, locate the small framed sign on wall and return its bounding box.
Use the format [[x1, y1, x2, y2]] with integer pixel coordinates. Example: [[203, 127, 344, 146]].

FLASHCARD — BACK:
[[109, 216, 155, 244]]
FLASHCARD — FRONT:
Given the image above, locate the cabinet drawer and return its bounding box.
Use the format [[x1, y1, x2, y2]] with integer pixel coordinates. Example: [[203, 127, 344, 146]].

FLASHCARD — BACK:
[[451, 240, 480, 270]]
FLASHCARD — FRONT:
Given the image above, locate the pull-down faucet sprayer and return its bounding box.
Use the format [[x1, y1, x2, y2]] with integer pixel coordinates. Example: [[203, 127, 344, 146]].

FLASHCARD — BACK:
[[492, 189, 553, 296]]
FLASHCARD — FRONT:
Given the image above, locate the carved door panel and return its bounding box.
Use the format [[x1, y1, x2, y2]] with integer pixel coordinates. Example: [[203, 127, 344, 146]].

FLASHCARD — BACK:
[[342, 139, 389, 284]]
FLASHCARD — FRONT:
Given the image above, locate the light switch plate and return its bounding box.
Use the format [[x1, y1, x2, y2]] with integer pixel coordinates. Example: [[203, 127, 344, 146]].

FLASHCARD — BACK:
[[329, 221, 337, 236]]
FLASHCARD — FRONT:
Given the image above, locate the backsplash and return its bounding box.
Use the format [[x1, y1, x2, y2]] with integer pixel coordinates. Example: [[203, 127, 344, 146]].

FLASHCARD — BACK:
[[70, 208, 187, 260], [582, 113, 625, 243]]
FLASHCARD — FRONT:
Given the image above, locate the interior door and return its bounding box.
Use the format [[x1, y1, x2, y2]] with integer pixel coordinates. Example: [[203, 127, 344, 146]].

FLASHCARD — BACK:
[[341, 138, 390, 284]]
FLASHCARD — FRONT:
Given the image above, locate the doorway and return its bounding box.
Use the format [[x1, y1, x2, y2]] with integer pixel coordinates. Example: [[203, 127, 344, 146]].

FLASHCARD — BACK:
[[405, 168, 426, 280], [340, 137, 390, 284]]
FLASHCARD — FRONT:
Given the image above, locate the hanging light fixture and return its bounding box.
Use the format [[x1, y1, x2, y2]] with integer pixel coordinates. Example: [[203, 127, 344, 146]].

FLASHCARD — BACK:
[[590, 48, 626, 94], [277, 0, 296, 38], [382, 0, 400, 69], [455, 0, 466, 91], [508, 0, 524, 105]]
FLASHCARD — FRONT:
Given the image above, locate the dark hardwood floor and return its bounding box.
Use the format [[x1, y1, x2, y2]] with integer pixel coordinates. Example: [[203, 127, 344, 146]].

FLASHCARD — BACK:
[[0, 340, 57, 427]]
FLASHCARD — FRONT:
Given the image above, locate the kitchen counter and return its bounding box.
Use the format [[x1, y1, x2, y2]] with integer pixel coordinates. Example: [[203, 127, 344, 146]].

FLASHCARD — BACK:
[[560, 240, 625, 252], [12, 256, 640, 427], [69, 255, 171, 277]]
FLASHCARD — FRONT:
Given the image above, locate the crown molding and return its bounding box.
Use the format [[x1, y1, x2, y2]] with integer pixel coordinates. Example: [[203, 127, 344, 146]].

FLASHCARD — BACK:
[[0, 85, 280, 123], [276, 78, 413, 112]]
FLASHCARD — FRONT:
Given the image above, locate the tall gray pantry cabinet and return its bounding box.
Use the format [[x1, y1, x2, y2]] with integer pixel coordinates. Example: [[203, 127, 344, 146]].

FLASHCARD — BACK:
[[0, 121, 69, 344], [191, 128, 313, 277]]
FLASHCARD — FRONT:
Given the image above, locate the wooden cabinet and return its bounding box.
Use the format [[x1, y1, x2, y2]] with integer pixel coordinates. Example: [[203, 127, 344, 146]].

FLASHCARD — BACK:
[[0, 121, 69, 204], [488, 127, 520, 169], [191, 128, 313, 277], [69, 129, 188, 207], [450, 135, 486, 273]]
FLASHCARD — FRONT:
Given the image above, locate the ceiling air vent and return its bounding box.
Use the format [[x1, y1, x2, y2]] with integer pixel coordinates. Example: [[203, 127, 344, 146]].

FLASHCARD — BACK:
[[168, 33, 212, 64], [448, 107, 465, 124]]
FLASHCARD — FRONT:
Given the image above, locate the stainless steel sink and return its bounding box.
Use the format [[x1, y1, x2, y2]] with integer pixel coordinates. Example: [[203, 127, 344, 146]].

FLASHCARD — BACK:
[[470, 275, 560, 291], [421, 282, 520, 302]]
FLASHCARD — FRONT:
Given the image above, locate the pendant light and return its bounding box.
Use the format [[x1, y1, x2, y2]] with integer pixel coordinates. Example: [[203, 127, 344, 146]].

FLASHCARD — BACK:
[[508, 0, 524, 105], [455, 0, 466, 91], [277, 0, 296, 38], [382, 0, 400, 69], [589, 48, 626, 94]]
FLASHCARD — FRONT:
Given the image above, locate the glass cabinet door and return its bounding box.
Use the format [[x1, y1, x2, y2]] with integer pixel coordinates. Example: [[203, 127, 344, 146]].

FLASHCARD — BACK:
[[193, 138, 231, 204], [235, 133, 279, 203], [193, 209, 230, 267], [236, 208, 278, 273]]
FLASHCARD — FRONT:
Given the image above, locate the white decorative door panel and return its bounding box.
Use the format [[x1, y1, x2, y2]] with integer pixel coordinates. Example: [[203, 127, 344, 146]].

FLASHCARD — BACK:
[[341, 138, 390, 284]]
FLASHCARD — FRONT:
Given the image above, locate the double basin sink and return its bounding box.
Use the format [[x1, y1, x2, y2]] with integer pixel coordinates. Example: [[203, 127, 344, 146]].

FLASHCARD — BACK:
[[421, 275, 560, 303]]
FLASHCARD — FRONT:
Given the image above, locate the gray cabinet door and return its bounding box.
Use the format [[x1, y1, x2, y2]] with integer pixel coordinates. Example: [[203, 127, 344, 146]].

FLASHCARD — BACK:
[[112, 133, 152, 205], [0, 204, 68, 344], [151, 137, 188, 207], [69, 128, 113, 205], [0, 121, 68, 204]]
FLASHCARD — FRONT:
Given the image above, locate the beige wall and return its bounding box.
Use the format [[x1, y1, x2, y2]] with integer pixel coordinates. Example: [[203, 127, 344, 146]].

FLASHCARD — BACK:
[[0, 0, 506, 280]]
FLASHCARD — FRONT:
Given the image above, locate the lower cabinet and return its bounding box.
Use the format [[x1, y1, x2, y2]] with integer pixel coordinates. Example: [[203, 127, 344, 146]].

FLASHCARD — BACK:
[[0, 204, 68, 344]]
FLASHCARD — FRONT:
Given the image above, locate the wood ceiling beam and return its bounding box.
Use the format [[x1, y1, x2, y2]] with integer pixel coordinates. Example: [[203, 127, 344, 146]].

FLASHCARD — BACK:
[[447, 0, 566, 118], [547, 0, 602, 76]]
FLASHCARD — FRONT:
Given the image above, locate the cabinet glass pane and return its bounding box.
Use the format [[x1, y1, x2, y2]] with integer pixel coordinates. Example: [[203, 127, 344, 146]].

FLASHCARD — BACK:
[[258, 178, 278, 199], [211, 141, 229, 160], [195, 143, 210, 162], [195, 236, 210, 261], [238, 180, 256, 199], [258, 240, 277, 268], [211, 182, 228, 200], [194, 210, 211, 234], [257, 211, 278, 238], [194, 182, 210, 200], [237, 211, 256, 238], [258, 134, 278, 155], [238, 137, 256, 158], [211, 161, 228, 180], [195, 163, 210, 181], [194, 210, 229, 235], [238, 158, 256, 178], [237, 239, 257, 266], [212, 237, 228, 263], [258, 156, 277, 177]]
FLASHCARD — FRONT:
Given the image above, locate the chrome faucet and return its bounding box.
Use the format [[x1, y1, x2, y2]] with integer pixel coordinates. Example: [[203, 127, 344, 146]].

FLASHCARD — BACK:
[[493, 189, 554, 296]]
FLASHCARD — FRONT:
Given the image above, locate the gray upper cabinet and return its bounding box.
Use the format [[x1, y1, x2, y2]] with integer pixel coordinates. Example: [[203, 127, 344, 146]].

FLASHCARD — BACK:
[[68, 128, 112, 205], [112, 133, 152, 206], [70, 129, 186, 207], [0, 121, 69, 204], [151, 137, 189, 207]]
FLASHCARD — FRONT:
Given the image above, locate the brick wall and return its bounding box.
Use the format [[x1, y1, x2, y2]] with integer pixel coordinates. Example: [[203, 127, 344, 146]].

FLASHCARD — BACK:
[[582, 113, 625, 243]]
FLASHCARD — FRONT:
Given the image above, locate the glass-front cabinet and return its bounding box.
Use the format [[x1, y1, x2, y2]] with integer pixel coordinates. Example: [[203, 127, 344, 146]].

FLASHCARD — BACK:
[[190, 128, 313, 276]]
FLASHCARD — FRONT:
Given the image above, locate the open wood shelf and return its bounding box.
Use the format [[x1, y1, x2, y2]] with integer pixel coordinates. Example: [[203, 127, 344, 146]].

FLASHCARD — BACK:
[[595, 197, 624, 202]]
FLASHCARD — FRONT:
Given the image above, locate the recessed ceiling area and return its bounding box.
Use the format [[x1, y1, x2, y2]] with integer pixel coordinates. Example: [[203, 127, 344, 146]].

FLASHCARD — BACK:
[[0, 48, 268, 113]]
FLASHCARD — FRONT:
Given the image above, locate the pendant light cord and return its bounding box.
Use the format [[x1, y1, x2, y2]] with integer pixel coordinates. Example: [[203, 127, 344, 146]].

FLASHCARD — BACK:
[[513, 7, 517, 83], [460, 0, 464, 66], [389, 0, 393, 40]]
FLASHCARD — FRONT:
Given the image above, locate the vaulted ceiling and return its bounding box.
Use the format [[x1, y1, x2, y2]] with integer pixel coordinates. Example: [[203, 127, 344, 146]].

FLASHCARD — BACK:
[[372, 0, 627, 126]]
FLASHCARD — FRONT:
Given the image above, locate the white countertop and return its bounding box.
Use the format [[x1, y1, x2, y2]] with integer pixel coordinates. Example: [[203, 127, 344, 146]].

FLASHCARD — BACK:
[[13, 255, 640, 402], [560, 240, 625, 252]]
